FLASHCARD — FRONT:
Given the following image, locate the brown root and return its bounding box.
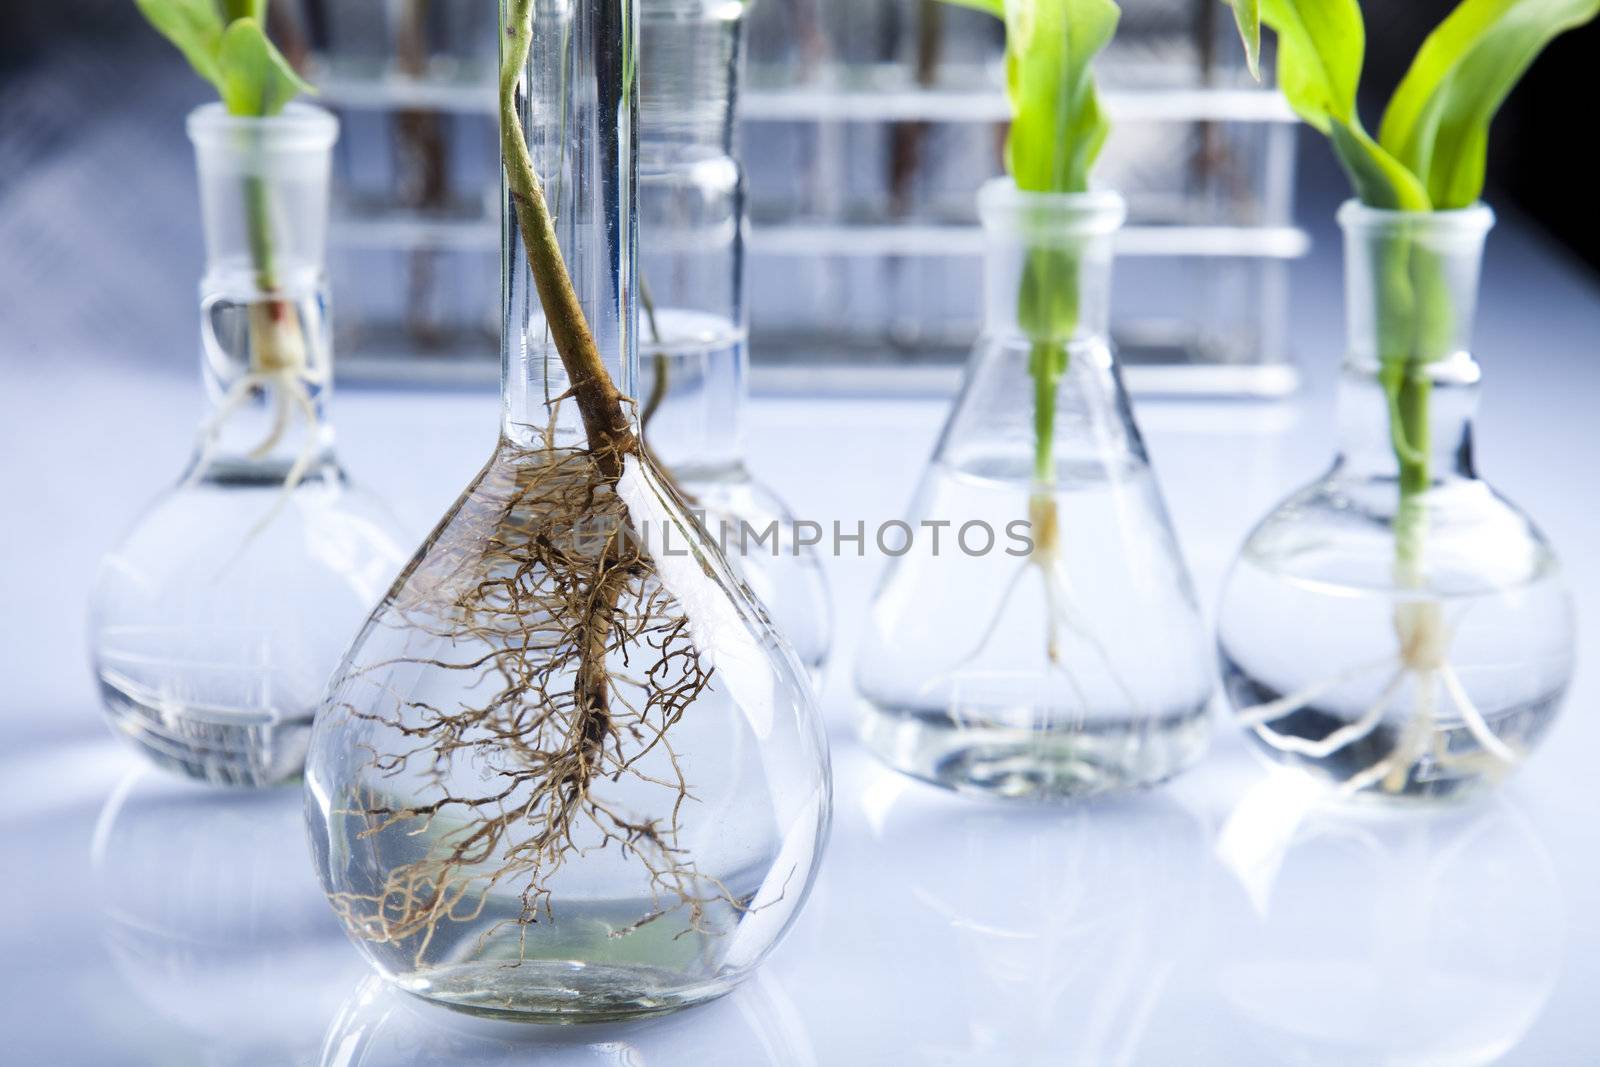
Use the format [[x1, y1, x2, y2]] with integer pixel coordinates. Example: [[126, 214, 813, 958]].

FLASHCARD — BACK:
[[326, 431, 749, 965]]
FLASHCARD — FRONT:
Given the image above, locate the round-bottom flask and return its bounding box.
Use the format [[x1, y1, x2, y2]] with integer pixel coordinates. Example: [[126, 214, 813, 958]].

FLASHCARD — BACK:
[[1219, 205, 1572, 801]]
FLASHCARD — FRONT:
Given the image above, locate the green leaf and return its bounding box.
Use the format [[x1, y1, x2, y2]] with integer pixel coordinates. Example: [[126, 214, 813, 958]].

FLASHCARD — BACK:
[[1224, 0, 1262, 80], [1259, 0, 1363, 130], [1003, 0, 1121, 194], [1259, 0, 1431, 210], [220, 0, 270, 21], [218, 17, 314, 116], [1379, 0, 1599, 209], [134, 0, 228, 92], [1328, 119, 1432, 210]]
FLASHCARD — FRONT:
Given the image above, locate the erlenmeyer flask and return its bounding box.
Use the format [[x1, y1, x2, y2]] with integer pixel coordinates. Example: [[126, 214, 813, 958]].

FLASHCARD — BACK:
[[304, 0, 831, 1022], [88, 104, 407, 787], [1217, 204, 1573, 800], [855, 179, 1213, 800], [638, 0, 832, 674]]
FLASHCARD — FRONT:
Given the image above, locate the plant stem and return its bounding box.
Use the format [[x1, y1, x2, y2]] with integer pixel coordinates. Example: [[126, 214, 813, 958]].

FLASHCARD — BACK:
[[1372, 228, 1456, 694], [1018, 243, 1081, 549], [245, 172, 280, 293], [1030, 340, 1064, 484], [1375, 231, 1451, 578], [241, 140, 307, 379], [500, 0, 634, 478], [639, 274, 668, 430]]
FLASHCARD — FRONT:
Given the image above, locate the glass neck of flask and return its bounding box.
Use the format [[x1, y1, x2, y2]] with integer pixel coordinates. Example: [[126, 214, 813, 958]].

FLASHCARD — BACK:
[[637, 0, 747, 474], [501, 0, 639, 451], [977, 178, 1124, 346], [1335, 201, 1493, 484], [640, 0, 742, 155], [188, 103, 340, 473]]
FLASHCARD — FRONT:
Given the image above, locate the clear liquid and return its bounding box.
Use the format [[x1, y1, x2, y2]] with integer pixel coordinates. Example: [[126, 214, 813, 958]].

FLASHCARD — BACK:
[[98, 638, 313, 788], [388, 877, 768, 1022], [1218, 554, 1573, 800], [641, 312, 832, 671], [857, 457, 1214, 800], [304, 440, 828, 1020], [91, 469, 404, 788], [639, 310, 745, 475]]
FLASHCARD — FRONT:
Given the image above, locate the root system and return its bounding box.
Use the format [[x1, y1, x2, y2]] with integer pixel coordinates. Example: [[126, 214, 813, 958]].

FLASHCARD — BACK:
[[1237, 519, 1520, 796], [327, 432, 738, 963], [954, 490, 1141, 716]]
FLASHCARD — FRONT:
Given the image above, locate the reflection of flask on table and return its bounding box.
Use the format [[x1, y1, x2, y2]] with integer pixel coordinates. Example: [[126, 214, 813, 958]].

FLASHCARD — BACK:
[[848, 775, 1208, 1065], [91, 769, 362, 1064], [1215, 797, 1563, 1065], [321, 970, 817, 1067]]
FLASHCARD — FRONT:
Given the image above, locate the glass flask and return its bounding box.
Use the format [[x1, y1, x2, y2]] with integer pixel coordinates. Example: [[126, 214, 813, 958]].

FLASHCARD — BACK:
[[1217, 203, 1574, 801], [304, 0, 831, 1022], [855, 179, 1214, 801], [89, 104, 407, 788], [638, 0, 832, 675]]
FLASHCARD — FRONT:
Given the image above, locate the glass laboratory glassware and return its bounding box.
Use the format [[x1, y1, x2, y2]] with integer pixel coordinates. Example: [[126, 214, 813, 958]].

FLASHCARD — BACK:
[[638, 0, 832, 674], [1217, 203, 1574, 801], [88, 103, 407, 788], [304, 0, 831, 1022], [855, 178, 1214, 801]]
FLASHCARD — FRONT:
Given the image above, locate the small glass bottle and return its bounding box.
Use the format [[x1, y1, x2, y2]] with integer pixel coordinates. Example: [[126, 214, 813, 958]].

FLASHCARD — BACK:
[[89, 104, 407, 788], [1218, 203, 1574, 801], [304, 0, 830, 1021], [637, 0, 832, 674], [855, 179, 1214, 800]]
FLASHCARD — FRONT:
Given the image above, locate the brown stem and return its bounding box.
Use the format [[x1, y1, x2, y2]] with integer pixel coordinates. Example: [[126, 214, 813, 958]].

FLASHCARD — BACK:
[[638, 274, 669, 430], [500, 0, 635, 478]]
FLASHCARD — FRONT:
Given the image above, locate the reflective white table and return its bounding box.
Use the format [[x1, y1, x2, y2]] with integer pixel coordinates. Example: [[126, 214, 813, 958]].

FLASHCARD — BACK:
[[4, 166, 1598, 1064]]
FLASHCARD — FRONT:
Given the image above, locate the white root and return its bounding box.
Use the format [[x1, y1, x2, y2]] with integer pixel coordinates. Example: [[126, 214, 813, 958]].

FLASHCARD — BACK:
[[191, 369, 324, 481], [1236, 612, 1520, 796], [1236, 655, 1398, 728], [1440, 662, 1519, 764], [1380, 666, 1436, 793], [948, 534, 1143, 721], [1040, 555, 1143, 712], [1249, 668, 1405, 759]]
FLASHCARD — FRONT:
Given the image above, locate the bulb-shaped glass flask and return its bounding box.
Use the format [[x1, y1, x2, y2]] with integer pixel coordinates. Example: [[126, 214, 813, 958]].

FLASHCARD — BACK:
[[855, 179, 1214, 801], [89, 104, 407, 787], [304, 0, 831, 1022]]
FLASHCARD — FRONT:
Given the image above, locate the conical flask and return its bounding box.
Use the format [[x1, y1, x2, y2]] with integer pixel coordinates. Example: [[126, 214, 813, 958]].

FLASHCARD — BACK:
[[304, 0, 831, 1022], [637, 0, 832, 674], [855, 179, 1213, 800], [88, 104, 407, 788], [1217, 203, 1574, 800]]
